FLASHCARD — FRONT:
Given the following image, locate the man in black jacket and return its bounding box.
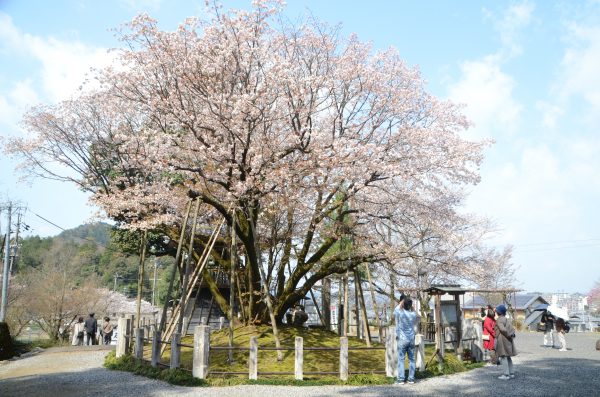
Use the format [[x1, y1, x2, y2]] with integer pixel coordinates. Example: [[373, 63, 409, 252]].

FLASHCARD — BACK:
[[84, 313, 98, 345]]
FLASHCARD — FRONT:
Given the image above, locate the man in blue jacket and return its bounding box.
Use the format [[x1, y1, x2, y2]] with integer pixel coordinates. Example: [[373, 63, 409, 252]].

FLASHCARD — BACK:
[[395, 297, 417, 384]]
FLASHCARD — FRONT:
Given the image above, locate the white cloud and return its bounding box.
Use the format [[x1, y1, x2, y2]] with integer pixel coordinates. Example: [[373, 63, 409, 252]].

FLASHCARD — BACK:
[[448, 55, 521, 138], [0, 12, 114, 103], [119, 0, 163, 11], [494, 1, 536, 58], [560, 24, 600, 111]]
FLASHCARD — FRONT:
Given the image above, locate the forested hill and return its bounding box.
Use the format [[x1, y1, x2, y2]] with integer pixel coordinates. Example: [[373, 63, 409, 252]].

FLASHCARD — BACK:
[[57, 222, 112, 246]]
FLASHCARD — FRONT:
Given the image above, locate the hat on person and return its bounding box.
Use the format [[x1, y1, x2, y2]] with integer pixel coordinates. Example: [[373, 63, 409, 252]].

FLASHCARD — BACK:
[[495, 304, 507, 315]]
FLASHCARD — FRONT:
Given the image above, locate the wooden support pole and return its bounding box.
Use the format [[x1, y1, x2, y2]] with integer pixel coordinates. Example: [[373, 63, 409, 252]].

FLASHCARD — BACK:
[[135, 230, 148, 330], [134, 328, 144, 360], [178, 199, 201, 335], [343, 271, 349, 336], [249, 336, 258, 380], [249, 215, 283, 361], [339, 336, 348, 381], [365, 264, 383, 342], [229, 211, 237, 363], [159, 200, 192, 335], [170, 332, 181, 369], [322, 277, 331, 330], [193, 325, 210, 379], [434, 294, 444, 370], [354, 269, 371, 346], [151, 330, 161, 367], [295, 336, 303, 381]]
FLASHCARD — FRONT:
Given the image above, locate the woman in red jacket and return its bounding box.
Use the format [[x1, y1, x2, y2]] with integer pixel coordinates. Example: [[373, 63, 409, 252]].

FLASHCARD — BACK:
[[483, 307, 497, 365]]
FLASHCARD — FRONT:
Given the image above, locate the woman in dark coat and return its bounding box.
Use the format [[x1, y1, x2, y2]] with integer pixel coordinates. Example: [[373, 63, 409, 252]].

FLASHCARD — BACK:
[[483, 308, 497, 365], [494, 304, 517, 380]]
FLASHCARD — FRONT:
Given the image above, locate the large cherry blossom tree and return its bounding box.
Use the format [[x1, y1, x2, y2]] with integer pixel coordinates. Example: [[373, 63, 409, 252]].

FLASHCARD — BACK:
[[5, 1, 508, 323]]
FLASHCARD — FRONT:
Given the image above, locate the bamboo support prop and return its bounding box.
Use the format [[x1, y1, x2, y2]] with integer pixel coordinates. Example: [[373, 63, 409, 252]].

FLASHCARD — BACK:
[[135, 230, 148, 330], [160, 213, 226, 354], [249, 214, 283, 361], [365, 263, 383, 342], [159, 200, 193, 335]]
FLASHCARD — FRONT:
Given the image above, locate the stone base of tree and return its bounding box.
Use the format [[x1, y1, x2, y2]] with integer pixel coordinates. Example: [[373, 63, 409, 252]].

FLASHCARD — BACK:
[[0, 322, 16, 360]]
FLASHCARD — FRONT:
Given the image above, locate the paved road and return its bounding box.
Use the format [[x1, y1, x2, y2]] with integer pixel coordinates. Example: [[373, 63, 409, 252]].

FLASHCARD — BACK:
[[1, 332, 598, 396]]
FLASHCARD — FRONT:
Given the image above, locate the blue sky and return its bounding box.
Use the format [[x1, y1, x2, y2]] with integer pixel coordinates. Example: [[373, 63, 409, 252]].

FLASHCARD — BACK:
[[1, 0, 599, 294]]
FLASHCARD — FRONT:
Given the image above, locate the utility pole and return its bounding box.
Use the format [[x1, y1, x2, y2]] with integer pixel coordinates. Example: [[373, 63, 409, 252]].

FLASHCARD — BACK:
[[0, 203, 12, 322], [113, 272, 121, 292]]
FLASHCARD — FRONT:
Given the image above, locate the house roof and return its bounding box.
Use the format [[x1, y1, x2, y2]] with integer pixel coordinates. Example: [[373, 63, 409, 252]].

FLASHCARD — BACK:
[[462, 293, 549, 310], [424, 284, 468, 296]]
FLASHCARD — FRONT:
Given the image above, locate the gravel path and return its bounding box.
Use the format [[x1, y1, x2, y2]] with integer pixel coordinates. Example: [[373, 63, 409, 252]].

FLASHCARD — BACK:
[[1, 332, 598, 396]]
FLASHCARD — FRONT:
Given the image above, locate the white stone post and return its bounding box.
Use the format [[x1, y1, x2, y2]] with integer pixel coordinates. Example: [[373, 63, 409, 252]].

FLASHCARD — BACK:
[[219, 316, 225, 330], [116, 317, 129, 358], [135, 328, 144, 360], [249, 336, 258, 380], [472, 320, 484, 362], [295, 336, 303, 380], [193, 325, 210, 379], [151, 330, 161, 367], [170, 332, 181, 369], [385, 325, 398, 378], [415, 333, 426, 371], [339, 337, 348, 381]]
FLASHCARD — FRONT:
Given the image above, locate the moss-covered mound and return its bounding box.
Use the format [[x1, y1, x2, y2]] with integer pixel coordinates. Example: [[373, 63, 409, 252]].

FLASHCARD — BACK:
[[114, 324, 482, 386]]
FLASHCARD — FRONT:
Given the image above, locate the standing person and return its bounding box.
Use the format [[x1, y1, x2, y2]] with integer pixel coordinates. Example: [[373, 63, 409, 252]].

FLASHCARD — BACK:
[[494, 304, 517, 380], [555, 317, 568, 351], [394, 297, 417, 385], [84, 313, 98, 345], [102, 317, 114, 345], [482, 307, 497, 365], [541, 310, 555, 347], [71, 317, 85, 346]]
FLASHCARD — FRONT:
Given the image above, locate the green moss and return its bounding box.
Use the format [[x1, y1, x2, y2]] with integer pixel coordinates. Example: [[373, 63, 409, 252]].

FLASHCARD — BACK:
[[104, 351, 207, 386], [108, 326, 482, 386]]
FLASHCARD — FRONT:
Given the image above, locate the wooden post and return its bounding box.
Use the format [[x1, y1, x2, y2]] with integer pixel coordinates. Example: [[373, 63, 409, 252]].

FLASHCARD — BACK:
[[322, 277, 331, 330], [354, 269, 371, 346], [135, 231, 148, 330], [229, 212, 237, 363], [295, 336, 303, 380], [170, 332, 181, 369], [219, 316, 225, 330], [126, 314, 134, 354], [183, 318, 189, 336], [434, 294, 444, 370], [159, 200, 192, 335], [249, 336, 258, 380], [151, 330, 161, 367], [135, 328, 144, 360], [116, 317, 129, 358], [178, 200, 201, 336], [339, 336, 348, 381], [193, 325, 210, 379], [343, 272, 349, 336], [365, 264, 384, 342], [415, 333, 425, 371]]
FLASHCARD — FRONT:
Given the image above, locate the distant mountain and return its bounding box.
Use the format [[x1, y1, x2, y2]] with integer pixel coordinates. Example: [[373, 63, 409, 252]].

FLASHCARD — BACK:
[[58, 222, 112, 246]]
